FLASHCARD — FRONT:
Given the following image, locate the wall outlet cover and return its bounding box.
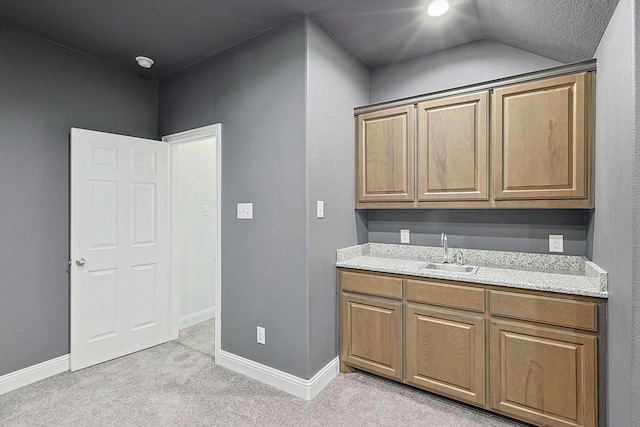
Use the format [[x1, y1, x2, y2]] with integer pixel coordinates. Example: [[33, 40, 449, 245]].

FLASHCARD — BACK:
[[237, 203, 253, 219], [400, 229, 410, 244], [549, 234, 564, 253], [257, 326, 265, 345]]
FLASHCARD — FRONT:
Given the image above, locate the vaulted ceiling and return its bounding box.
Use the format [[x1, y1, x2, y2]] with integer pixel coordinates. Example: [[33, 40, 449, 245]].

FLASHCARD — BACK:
[[0, 0, 619, 78]]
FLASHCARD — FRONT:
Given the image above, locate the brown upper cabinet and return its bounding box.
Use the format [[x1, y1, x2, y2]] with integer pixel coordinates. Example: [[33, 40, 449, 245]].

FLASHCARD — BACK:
[[493, 73, 592, 207], [355, 70, 594, 209], [417, 91, 489, 204], [356, 105, 415, 205]]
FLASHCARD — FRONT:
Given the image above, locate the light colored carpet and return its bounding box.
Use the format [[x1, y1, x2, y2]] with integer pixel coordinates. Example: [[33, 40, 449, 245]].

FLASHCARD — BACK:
[[0, 320, 527, 426], [175, 319, 216, 359]]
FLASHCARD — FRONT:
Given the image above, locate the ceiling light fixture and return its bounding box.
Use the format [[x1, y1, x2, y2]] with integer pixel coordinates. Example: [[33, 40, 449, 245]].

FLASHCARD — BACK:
[[135, 56, 154, 69], [427, 0, 450, 17]]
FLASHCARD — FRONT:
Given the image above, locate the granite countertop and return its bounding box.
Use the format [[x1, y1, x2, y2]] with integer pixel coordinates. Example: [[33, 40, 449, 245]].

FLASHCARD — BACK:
[[336, 243, 608, 299]]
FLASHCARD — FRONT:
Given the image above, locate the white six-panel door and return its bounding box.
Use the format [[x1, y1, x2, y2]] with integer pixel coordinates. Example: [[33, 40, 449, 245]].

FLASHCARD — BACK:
[[70, 128, 170, 371]]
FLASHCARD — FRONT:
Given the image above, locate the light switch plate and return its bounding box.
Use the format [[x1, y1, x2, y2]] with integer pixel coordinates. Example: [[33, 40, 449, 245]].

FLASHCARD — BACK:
[[317, 201, 324, 218], [400, 229, 410, 244], [237, 203, 253, 219], [549, 234, 564, 253]]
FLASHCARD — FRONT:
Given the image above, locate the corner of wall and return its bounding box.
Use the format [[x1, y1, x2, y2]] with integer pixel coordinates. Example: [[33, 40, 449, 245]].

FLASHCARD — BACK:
[[630, 1, 640, 425], [304, 19, 369, 378], [590, 0, 637, 425]]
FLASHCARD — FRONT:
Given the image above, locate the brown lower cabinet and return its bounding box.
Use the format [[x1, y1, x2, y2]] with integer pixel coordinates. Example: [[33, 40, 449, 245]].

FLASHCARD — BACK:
[[339, 269, 603, 427], [490, 320, 597, 427], [406, 304, 486, 406], [340, 293, 403, 381]]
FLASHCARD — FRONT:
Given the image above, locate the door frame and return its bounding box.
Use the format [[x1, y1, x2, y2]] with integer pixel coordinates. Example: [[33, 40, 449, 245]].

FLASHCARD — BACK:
[[163, 124, 222, 362]]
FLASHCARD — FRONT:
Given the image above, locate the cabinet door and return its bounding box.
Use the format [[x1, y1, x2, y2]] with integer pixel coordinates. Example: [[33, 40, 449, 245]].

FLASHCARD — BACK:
[[340, 293, 403, 380], [417, 92, 489, 202], [357, 105, 415, 204], [406, 304, 485, 406], [492, 73, 589, 202], [490, 320, 597, 427]]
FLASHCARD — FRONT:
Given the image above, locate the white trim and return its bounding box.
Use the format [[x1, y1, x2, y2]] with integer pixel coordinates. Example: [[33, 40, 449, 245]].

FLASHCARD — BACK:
[[163, 123, 222, 364], [214, 125, 222, 363], [178, 306, 216, 330], [217, 350, 339, 400], [162, 124, 220, 144], [0, 355, 70, 395]]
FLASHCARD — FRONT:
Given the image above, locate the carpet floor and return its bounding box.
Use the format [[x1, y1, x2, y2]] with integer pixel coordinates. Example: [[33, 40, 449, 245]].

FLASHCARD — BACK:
[[1, 320, 527, 426]]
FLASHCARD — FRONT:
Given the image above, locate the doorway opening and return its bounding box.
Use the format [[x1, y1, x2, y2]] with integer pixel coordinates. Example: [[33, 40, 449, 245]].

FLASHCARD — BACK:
[[164, 124, 222, 362]]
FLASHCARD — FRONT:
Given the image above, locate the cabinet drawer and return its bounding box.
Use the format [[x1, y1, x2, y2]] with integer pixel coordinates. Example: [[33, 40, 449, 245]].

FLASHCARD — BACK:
[[341, 270, 403, 299], [490, 290, 598, 332], [405, 279, 485, 312]]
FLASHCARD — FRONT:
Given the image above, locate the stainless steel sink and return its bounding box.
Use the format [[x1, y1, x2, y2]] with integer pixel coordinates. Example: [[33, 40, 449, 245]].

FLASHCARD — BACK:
[[421, 262, 479, 275]]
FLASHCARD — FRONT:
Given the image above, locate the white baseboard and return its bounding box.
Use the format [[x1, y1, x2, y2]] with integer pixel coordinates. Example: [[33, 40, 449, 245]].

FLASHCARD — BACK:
[[178, 306, 216, 330], [218, 350, 338, 400], [0, 354, 70, 395]]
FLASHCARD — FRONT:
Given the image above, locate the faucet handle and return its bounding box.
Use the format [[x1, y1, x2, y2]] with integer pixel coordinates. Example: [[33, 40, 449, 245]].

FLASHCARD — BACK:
[[455, 251, 464, 266]]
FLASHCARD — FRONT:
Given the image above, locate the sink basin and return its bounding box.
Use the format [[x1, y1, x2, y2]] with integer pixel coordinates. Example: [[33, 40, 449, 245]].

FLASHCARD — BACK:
[[421, 262, 479, 275]]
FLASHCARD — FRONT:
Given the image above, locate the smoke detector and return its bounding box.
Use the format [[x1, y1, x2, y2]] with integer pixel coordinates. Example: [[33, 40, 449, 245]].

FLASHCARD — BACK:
[[135, 56, 154, 69]]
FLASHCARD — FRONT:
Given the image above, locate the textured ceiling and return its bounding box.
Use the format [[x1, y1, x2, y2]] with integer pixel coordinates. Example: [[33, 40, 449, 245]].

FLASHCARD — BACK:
[[476, 0, 620, 63], [0, 0, 619, 77]]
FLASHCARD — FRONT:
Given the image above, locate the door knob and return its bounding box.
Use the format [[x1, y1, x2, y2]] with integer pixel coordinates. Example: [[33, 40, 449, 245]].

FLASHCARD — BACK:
[[75, 258, 86, 267]]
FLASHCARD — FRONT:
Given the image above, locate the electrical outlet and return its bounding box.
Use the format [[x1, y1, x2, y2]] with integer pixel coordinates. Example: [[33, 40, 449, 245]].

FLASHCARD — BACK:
[[237, 203, 253, 219], [257, 326, 265, 345], [203, 204, 210, 216], [549, 234, 564, 253], [400, 229, 410, 244]]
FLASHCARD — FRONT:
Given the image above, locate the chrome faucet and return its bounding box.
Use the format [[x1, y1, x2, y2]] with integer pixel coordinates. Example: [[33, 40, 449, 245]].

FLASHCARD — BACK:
[[441, 232, 448, 263]]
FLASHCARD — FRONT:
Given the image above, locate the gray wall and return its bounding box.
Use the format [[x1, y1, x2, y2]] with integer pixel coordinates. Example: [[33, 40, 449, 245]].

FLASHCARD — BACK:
[[368, 210, 587, 256], [305, 19, 369, 376], [369, 40, 562, 104], [589, 0, 637, 424], [0, 25, 158, 376], [159, 19, 311, 377], [159, 17, 372, 380], [634, 3, 640, 424]]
